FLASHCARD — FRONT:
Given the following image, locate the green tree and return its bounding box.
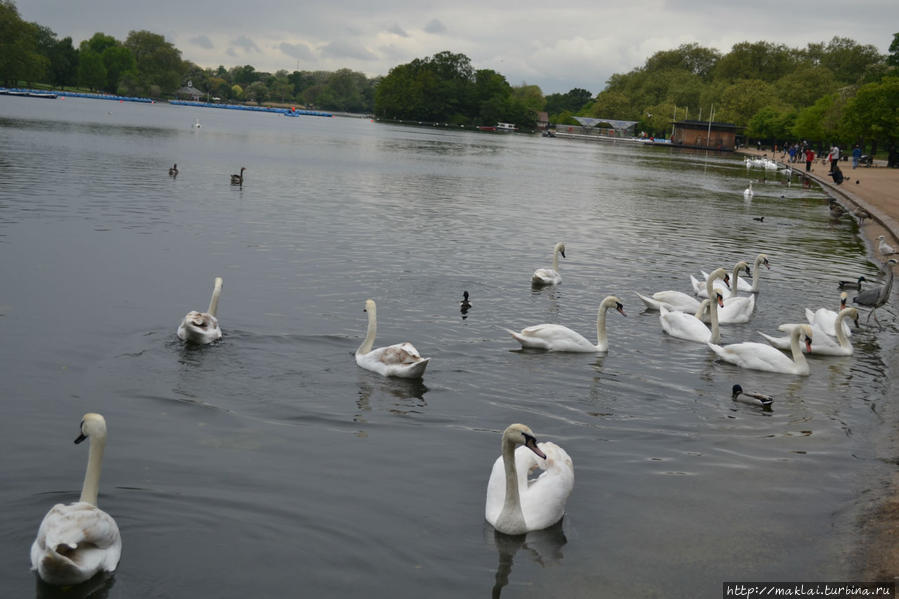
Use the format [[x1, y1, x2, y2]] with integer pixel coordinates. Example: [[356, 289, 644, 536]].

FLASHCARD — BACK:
[[544, 88, 592, 117], [101, 45, 135, 93], [0, 1, 48, 85], [774, 66, 837, 108], [888, 33, 899, 68], [77, 49, 106, 90], [47, 36, 78, 87], [843, 77, 899, 166], [714, 41, 797, 83], [124, 30, 184, 94], [746, 106, 795, 143], [806, 36, 884, 85], [587, 90, 635, 119], [644, 43, 721, 79], [717, 79, 777, 125]]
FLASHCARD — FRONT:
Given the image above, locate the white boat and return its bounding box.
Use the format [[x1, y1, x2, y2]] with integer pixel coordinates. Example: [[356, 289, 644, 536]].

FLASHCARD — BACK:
[[496, 122, 517, 132]]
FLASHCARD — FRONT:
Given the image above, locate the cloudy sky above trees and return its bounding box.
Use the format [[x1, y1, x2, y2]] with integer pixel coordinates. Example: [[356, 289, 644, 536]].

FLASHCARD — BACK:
[[16, 0, 899, 94]]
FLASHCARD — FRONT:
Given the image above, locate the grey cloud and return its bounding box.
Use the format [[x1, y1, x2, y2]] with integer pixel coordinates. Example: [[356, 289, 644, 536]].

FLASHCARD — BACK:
[[424, 19, 446, 34], [387, 24, 409, 38], [189, 35, 214, 49], [279, 42, 315, 60], [231, 36, 261, 53], [320, 40, 377, 61]]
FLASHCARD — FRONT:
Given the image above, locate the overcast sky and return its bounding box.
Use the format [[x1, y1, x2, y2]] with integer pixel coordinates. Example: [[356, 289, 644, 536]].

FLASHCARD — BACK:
[[16, 0, 899, 95]]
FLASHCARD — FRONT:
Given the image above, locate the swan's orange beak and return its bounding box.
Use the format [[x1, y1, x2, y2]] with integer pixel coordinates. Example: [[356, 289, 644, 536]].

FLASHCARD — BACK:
[[524, 434, 547, 460]]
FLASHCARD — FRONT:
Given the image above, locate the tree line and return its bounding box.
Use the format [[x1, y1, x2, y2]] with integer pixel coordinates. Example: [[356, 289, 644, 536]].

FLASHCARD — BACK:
[[0, 0, 377, 112]]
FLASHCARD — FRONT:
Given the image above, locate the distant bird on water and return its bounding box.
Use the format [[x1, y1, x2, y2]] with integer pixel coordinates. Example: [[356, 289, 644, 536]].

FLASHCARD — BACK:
[[731, 384, 774, 409], [753, 216, 764, 222], [231, 167, 246, 186], [460, 290, 471, 315], [853, 259, 897, 328], [168, 163, 178, 177], [838, 276, 866, 291]]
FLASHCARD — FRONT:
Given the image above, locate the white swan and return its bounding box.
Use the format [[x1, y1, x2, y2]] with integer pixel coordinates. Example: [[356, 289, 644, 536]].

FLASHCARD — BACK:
[[715, 262, 756, 324], [505, 295, 626, 352], [743, 181, 754, 198], [532, 242, 565, 286], [691, 271, 732, 298], [805, 292, 852, 338], [177, 277, 223, 344], [701, 253, 769, 292], [708, 324, 813, 375], [485, 424, 574, 535], [659, 268, 727, 343], [635, 290, 703, 313], [31, 414, 122, 586], [759, 308, 858, 356], [355, 299, 429, 378]]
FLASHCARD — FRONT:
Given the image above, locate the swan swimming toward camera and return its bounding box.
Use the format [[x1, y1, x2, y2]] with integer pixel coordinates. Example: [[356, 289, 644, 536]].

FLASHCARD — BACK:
[[231, 167, 246, 186], [31, 414, 122, 586], [759, 308, 858, 356], [355, 299, 429, 378], [505, 295, 626, 352], [709, 324, 813, 375], [177, 277, 223, 344], [532, 242, 565, 285], [485, 424, 574, 535]]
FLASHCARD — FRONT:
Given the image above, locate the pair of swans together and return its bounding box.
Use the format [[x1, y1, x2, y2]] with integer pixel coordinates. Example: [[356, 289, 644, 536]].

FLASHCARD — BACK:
[[31, 418, 572, 590]]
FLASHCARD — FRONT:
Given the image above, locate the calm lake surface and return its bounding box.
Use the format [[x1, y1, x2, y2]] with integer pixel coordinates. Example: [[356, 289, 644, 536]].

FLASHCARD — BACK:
[[1, 96, 897, 599]]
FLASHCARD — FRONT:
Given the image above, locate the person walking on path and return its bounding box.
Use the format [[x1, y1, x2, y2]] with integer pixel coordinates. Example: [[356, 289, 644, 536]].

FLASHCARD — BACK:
[[853, 145, 862, 169], [830, 144, 841, 173], [805, 148, 815, 172]]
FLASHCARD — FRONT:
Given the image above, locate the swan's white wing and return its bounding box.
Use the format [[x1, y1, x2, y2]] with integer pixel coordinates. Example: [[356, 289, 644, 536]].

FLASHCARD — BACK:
[[708, 341, 798, 373], [519, 442, 574, 531], [650, 291, 700, 312], [31, 502, 121, 586], [757, 332, 791, 350], [356, 343, 429, 378], [810, 308, 851, 337], [532, 268, 561, 285], [718, 295, 755, 324], [509, 324, 594, 352], [177, 311, 221, 344], [635, 292, 671, 311], [659, 307, 711, 342]]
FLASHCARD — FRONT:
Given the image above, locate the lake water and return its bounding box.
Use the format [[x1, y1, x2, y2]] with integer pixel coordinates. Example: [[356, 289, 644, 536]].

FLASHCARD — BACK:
[[1, 96, 896, 599]]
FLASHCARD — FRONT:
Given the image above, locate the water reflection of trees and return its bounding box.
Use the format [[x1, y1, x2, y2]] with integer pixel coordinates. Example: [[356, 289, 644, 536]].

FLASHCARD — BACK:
[[486, 522, 567, 598]]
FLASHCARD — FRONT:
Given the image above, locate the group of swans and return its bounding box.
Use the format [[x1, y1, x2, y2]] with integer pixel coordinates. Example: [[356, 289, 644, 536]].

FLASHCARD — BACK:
[[745, 157, 778, 170], [659, 268, 726, 344], [31, 414, 121, 586], [758, 307, 858, 357]]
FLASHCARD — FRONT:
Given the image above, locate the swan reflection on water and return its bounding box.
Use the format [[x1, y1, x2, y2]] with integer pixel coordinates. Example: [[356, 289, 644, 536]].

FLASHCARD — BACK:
[[35, 571, 115, 599], [486, 522, 567, 599], [354, 379, 428, 422]]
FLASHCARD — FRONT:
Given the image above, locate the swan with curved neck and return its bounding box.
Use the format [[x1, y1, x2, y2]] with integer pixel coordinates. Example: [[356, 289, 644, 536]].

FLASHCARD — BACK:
[[355, 299, 429, 378], [744, 181, 753, 198], [715, 261, 756, 324], [532, 242, 565, 285], [231, 167, 246, 186], [485, 424, 574, 535], [31, 414, 122, 586], [178, 277, 223, 344], [637, 273, 729, 312], [759, 308, 858, 356], [168, 163, 178, 177], [659, 268, 726, 343], [506, 295, 626, 352], [708, 323, 813, 375]]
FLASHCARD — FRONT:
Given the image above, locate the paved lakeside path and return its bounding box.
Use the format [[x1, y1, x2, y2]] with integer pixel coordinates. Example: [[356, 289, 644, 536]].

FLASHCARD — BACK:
[[740, 148, 899, 580]]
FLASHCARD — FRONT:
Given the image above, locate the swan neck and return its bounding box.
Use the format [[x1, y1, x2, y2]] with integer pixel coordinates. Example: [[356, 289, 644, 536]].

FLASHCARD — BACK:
[[500, 438, 524, 523], [751, 258, 762, 291], [708, 295, 720, 344], [358, 307, 377, 355], [834, 312, 851, 348], [80, 434, 105, 506], [730, 265, 742, 297], [790, 327, 809, 370], [596, 304, 609, 349], [208, 278, 222, 317]]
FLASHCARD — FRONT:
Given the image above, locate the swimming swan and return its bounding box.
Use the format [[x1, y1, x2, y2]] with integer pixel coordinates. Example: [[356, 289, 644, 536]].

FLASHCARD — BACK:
[[532, 242, 565, 285], [716, 262, 756, 324], [759, 308, 858, 356], [708, 324, 813, 375], [659, 268, 727, 343], [168, 163, 178, 177], [231, 167, 246, 186], [31, 414, 122, 586], [805, 292, 852, 338], [355, 299, 430, 378], [744, 181, 754, 198], [701, 253, 769, 292], [506, 295, 626, 352], [177, 277, 223, 344], [485, 424, 574, 535], [635, 290, 702, 313]]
